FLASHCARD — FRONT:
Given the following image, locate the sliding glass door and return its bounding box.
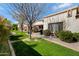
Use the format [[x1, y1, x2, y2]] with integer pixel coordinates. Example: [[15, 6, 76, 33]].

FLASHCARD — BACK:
[[48, 22, 63, 33]]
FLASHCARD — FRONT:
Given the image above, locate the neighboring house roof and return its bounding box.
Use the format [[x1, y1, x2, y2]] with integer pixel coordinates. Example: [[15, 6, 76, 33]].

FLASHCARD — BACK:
[[44, 5, 79, 18], [33, 20, 43, 26]]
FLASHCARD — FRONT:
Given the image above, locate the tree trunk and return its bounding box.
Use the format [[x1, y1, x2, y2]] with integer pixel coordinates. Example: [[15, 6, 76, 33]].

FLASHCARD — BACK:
[[29, 25, 32, 39], [20, 22, 23, 32]]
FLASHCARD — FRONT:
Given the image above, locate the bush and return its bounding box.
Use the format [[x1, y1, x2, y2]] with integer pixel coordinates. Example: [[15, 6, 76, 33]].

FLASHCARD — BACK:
[[0, 21, 10, 43], [73, 33, 79, 42], [0, 20, 10, 44], [43, 30, 51, 36], [58, 31, 73, 42], [0, 18, 11, 55], [12, 24, 18, 30]]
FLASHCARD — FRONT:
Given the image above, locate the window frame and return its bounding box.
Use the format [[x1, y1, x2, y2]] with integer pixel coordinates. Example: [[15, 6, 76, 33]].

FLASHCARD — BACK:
[[67, 10, 72, 17]]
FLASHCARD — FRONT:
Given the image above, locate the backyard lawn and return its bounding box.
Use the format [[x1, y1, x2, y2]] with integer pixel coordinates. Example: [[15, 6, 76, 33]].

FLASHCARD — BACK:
[[10, 31, 79, 56]]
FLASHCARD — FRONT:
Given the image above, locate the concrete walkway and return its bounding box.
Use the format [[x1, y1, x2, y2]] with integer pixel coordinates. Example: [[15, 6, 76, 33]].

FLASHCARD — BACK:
[[32, 33, 79, 52], [8, 40, 15, 56]]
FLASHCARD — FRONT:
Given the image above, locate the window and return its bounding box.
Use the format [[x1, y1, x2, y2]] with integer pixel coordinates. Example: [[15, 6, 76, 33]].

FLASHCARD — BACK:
[[77, 7, 79, 14], [48, 22, 63, 33], [68, 10, 72, 17], [76, 7, 79, 18]]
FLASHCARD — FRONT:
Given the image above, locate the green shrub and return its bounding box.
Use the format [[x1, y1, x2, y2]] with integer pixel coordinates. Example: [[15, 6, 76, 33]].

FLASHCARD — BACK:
[[43, 30, 51, 36], [58, 31, 73, 42], [73, 33, 79, 42], [12, 24, 18, 30], [0, 18, 11, 56], [0, 21, 10, 42]]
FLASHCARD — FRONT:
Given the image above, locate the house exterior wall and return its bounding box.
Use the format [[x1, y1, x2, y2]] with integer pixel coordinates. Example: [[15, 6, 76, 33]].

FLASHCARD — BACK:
[[18, 23, 28, 32], [43, 6, 79, 33]]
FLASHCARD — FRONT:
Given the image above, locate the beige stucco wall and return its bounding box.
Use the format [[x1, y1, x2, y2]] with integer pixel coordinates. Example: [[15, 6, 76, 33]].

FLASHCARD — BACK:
[[44, 8, 79, 33]]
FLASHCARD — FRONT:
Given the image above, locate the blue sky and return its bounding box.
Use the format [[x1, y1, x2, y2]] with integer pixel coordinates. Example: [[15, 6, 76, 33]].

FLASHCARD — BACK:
[[0, 3, 79, 23]]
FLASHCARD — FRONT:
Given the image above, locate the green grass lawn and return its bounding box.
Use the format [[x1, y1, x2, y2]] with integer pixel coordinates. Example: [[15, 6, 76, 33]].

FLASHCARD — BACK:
[[10, 30, 28, 41], [10, 31, 79, 56]]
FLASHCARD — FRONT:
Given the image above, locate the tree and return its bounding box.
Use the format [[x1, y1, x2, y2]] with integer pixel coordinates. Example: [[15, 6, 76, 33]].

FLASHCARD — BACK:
[[12, 24, 18, 30], [3, 18, 12, 30], [8, 3, 47, 39], [7, 4, 24, 32], [0, 17, 11, 44]]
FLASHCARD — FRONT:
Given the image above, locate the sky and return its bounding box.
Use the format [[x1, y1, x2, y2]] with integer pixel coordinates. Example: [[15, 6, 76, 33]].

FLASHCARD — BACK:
[[0, 3, 79, 23]]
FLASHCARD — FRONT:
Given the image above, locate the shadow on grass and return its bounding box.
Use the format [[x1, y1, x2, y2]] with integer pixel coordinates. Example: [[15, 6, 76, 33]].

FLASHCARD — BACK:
[[9, 35, 23, 41], [29, 44, 38, 47], [12, 41, 41, 56]]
